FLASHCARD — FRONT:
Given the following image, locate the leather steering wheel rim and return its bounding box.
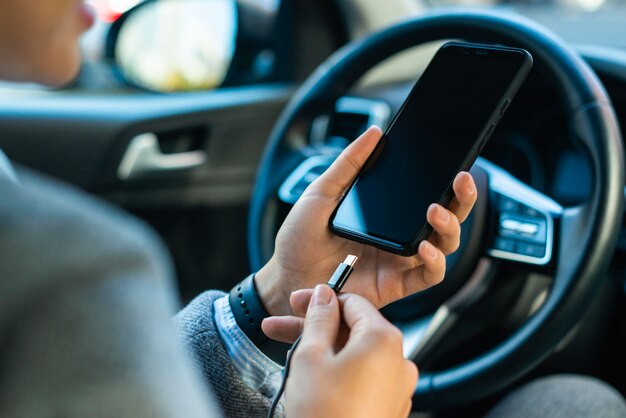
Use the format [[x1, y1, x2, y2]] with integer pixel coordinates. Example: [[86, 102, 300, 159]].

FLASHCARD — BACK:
[[248, 9, 624, 409], [0, 149, 16, 182]]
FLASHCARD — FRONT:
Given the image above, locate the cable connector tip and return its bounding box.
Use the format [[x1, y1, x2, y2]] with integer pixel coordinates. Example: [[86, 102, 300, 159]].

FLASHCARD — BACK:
[[343, 254, 359, 268], [328, 255, 359, 293]]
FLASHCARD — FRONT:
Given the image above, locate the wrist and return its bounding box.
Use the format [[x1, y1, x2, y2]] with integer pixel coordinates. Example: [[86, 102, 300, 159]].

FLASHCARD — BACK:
[[255, 258, 292, 316]]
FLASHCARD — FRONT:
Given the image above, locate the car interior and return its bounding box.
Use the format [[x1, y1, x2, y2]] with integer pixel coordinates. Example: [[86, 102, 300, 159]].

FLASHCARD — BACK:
[[1, 0, 624, 416]]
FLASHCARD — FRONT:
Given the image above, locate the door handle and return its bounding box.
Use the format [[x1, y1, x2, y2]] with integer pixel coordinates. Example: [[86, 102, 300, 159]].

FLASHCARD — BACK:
[[118, 133, 207, 180]]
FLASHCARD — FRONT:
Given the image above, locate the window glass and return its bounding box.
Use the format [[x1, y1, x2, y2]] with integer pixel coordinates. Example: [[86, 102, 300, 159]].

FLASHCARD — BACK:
[[422, 0, 626, 48]]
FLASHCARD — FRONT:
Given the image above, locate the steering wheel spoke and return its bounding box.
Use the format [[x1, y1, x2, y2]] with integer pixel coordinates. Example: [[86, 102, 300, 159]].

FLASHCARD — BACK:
[[278, 154, 336, 205], [477, 158, 563, 268], [400, 258, 496, 366]]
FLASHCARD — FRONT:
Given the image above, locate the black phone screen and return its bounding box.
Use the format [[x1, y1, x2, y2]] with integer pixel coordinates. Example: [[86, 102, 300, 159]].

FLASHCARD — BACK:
[[331, 43, 528, 246]]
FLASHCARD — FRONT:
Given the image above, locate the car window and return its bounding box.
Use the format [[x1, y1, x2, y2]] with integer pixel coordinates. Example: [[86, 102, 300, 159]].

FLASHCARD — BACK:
[[421, 0, 626, 48]]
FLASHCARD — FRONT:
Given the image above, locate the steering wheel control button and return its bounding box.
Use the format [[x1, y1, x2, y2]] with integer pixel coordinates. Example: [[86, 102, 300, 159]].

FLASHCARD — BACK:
[[516, 243, 546, 258], [279, 155, 335, 204], [500, 218, 539, 237], [499, 216, 544, 241], [494, 238, 516, 252], [500, 197, 520, 212], [517, 222, 539, 236], [489, 193, 555, 265], [519, 205, 541, 217]]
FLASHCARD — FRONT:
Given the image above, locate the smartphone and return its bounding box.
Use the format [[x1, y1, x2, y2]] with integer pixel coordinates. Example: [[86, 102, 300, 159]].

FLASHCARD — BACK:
[[329, 42, 533, 256]]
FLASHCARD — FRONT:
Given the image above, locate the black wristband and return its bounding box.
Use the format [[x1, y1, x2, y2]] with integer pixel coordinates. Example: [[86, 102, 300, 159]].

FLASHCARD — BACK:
[[229, 275, 290, 363], [229, 275, 270, 346]]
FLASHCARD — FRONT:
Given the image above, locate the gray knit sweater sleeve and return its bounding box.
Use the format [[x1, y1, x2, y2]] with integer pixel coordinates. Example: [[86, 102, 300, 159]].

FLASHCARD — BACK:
[[0, 169, 220, 418], [174, 291, 274, 418], [0, 166, 270, 417]]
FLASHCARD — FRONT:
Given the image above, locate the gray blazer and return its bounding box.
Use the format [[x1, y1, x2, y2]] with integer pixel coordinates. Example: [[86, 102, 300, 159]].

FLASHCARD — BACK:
[[0, 166, 269, 417]]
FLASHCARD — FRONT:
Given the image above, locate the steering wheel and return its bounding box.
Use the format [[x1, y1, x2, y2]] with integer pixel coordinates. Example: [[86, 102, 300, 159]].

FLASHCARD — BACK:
[[248, 9, 624, 410], [0, 149, 16, 183]]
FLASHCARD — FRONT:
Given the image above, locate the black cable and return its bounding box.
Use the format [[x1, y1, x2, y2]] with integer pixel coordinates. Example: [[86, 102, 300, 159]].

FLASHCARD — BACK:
[[266, 255, 359, 418], [267, 335, 301, 418]]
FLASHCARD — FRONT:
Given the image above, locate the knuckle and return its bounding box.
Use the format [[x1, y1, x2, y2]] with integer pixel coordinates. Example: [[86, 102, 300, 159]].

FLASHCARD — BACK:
[[439, 255, 447, 273], [294, 343, 324, 363], [446, 216, 461, 235], [339, 152, 361, 174], [400, 400, 412, 418], [426, 264, 446, 286], [428, 275, 444, 287], [306, 307, 335, 326], [305, 312, 333, 329], [405, 360, 419, 384], [369, 324, 403, 349], [388, 325, 404, 345], [445, 238, 461, 255]]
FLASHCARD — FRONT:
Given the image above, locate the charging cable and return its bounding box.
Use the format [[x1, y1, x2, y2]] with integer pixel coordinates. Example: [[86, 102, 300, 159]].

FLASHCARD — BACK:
[[266, 255, 359, 418]]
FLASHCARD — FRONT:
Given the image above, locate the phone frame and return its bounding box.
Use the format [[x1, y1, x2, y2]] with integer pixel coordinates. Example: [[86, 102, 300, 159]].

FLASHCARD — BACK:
[[329, 41, 533, 256]]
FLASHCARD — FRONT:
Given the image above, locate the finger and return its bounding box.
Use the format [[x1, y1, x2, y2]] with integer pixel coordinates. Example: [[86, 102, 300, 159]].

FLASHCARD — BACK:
[[299, 285, 340, 352], [397, 362, 417, 418], [403, 360, 419, 395], [338, 293, 389, 333], [289, 289, 314, 317], [447, 171, 477, 223], [337, 293, 405, 360], [262, 316, 304, 344], [426, 204, 461, 255], [398, 399, 413, 418], [306, 126, 382, 198], [417, 240, 446, 286], [404, 241, 446, 291]]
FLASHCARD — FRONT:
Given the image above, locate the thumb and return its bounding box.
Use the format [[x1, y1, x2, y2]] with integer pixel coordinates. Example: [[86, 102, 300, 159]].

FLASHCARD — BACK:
[[299, 285, 340, 351], [306, 125, 382, 198]]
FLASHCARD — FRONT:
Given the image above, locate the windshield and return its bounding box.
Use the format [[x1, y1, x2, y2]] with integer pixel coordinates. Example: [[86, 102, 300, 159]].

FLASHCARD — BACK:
[[424, 0, 626, 48]]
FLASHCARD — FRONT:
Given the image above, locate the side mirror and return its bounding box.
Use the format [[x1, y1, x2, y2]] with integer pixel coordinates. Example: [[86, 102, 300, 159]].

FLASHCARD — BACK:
[[107, 0, 237, 92]]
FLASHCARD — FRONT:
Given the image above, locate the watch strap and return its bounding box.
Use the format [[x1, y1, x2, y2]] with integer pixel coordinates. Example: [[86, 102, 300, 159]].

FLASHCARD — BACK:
[[229, 274, 269, 346], [228, 275, 290, 363]]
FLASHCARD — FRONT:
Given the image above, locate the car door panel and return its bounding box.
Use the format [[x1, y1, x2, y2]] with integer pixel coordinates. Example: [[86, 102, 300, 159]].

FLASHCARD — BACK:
[[0, 84, 293, 298]]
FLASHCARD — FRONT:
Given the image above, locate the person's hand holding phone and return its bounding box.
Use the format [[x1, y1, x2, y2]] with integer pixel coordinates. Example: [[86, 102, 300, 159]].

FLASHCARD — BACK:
[[255, 126, 477, 316], [284, 285, 417, 418]]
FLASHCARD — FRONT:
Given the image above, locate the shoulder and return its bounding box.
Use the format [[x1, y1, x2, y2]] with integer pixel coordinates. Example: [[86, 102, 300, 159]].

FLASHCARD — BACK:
[[0, 168, 174, 309]]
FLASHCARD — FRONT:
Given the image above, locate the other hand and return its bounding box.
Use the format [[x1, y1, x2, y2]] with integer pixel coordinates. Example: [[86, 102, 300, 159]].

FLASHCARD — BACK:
[[256, 126, 477, 315], [284, 285, 417, 418]]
